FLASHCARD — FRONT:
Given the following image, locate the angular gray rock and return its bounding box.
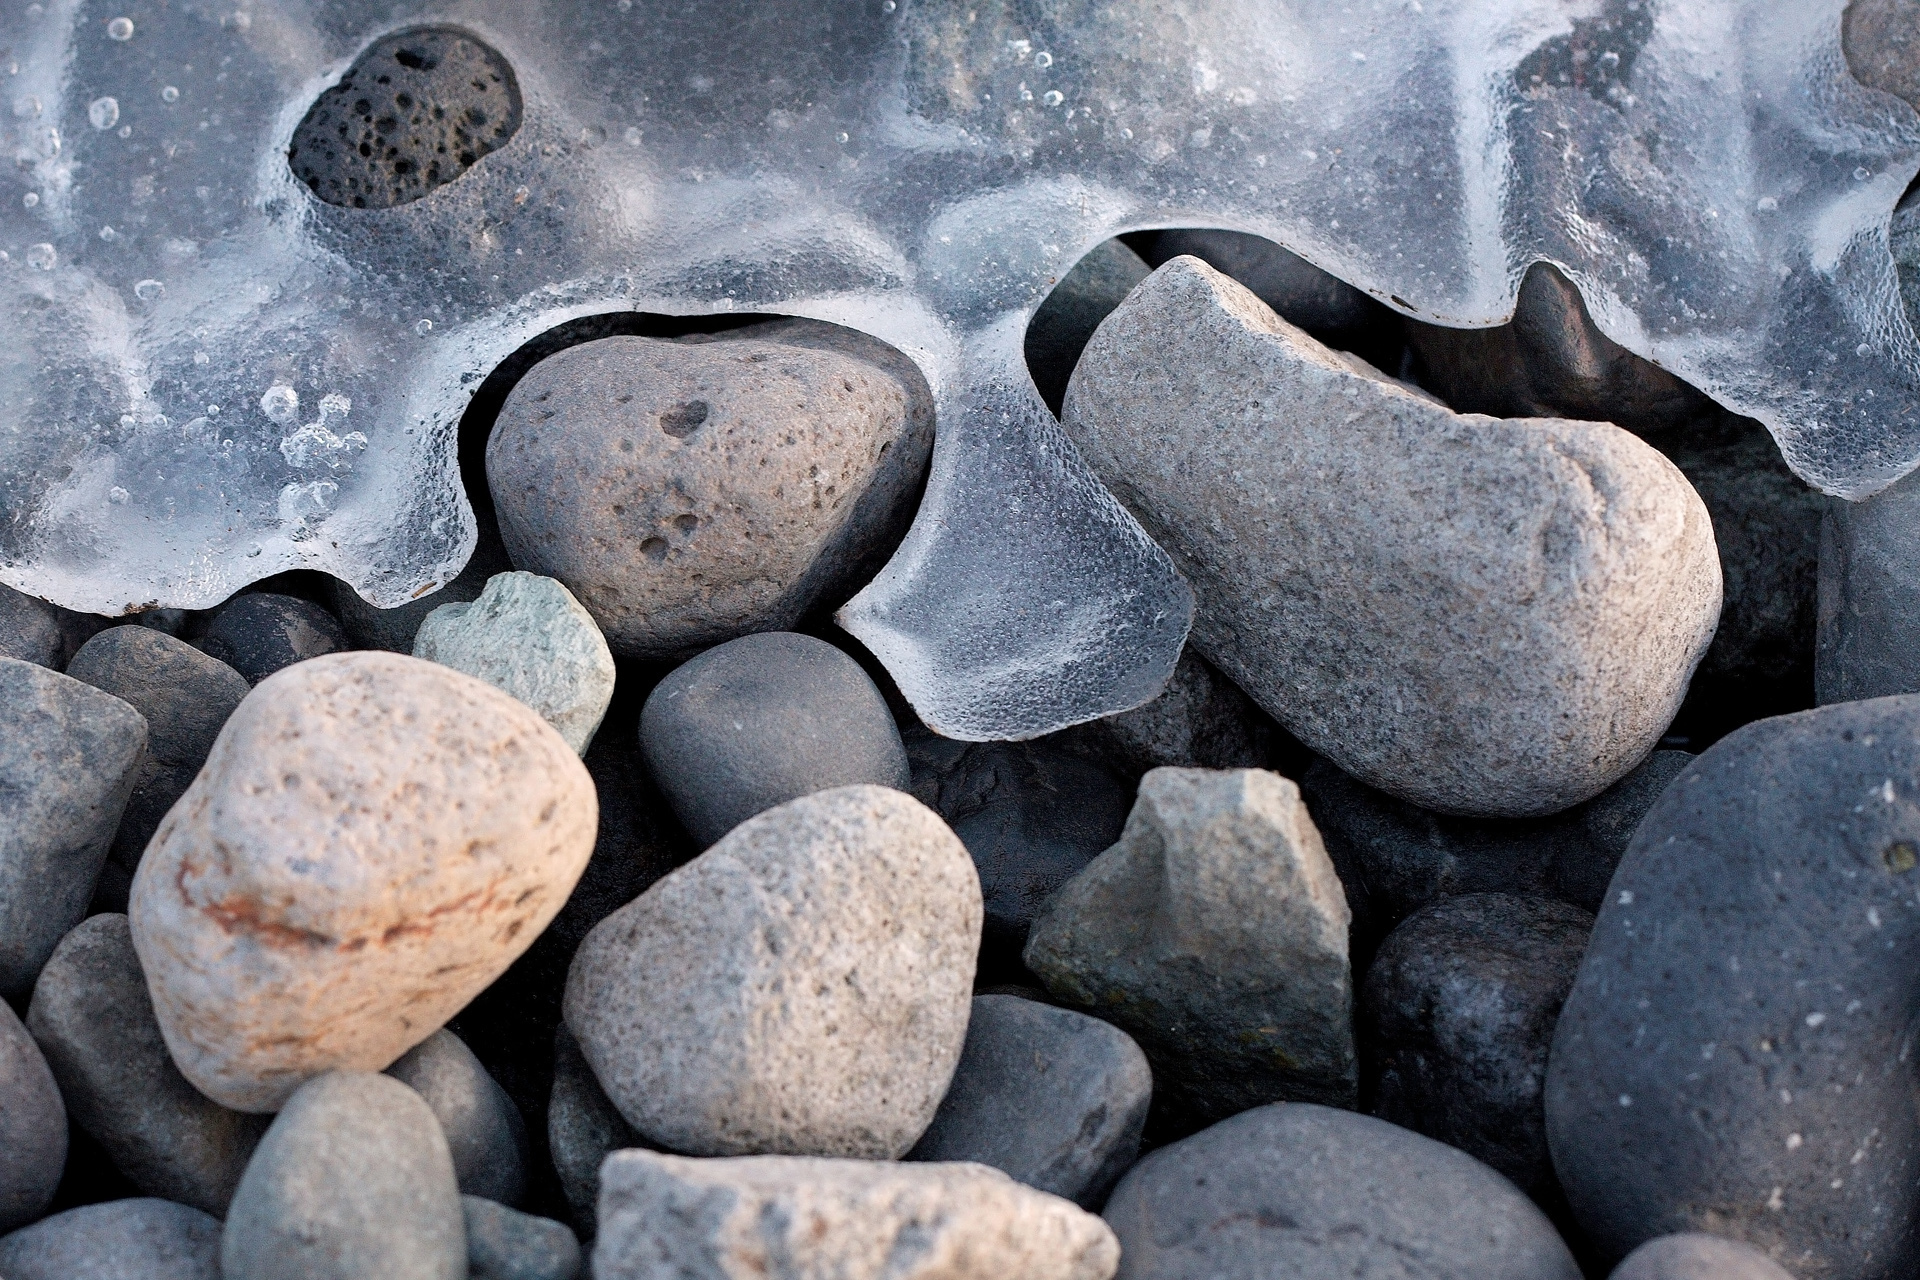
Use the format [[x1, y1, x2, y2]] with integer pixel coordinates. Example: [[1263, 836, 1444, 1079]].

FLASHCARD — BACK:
[[640, 631, 910, 847], [548, 1025, 639, 1237], [26, 914, 267, 1215], [565, 785, 980, 1158], [1817, 467, 1920, 704], [0, 999, 65, 1233], [64, 627, 251, 908], [1360, 893, 1593, 1197], [488, 318, 933, 660], [1103, 1103, 1580, 1280], [1025, 237, 1151, 414], [200, 592, 347, 685], [594, 1151, 1120, 1280], [1024, 767, 1356, 1126], [386, 1028, 529, 1207], [0, 1198, 221, 1280], [1062, 256, 1721, 818], [413, 571, 615, 757], [1546, 697, 1920, 1276], [1051, 646, 1272, 780], [221, 1072, 465, 1280], [0, 656, 146, 997], [1610, 1234, 1796, 1280], [906, 994, 1151, 1208], [464, 1196, 582, 1280], [0, 582, 103, 669]]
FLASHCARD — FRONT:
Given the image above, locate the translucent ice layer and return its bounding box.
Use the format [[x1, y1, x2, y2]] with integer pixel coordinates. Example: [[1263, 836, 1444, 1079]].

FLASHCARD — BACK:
[[2, 0, 1916, 739]]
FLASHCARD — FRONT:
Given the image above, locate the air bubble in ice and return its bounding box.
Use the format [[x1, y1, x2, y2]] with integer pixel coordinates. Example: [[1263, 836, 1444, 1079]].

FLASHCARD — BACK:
[[415, 318, 432, 335], [1034, 51, 1053, 68], [21, 192, 36, 208], [98, 226, 116, 242], [278, 479, 338, 526], [279, 393, 366, 471], [117, 124, 130, 138], [108, 486, 128, 503], [1042, 90, 1063, 107], [106, 16, 133, 40], [24, 242, 54, 270], [192, 350, 209, 365], [133, 279, 163, 301], [259, 384, 299, 425], [88, 97, 119, 130], [881, 0, 895, 11], [161, 86, 179, 103]]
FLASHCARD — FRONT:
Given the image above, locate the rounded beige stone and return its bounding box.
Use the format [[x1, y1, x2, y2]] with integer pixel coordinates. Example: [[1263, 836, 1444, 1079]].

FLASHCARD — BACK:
[[129, 652, 596, 1113]]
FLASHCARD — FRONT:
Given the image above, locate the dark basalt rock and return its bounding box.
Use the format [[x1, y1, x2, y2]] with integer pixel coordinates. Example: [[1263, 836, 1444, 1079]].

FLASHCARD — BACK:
[[290, 27, 522, 209], [200, 593, 348, 686]]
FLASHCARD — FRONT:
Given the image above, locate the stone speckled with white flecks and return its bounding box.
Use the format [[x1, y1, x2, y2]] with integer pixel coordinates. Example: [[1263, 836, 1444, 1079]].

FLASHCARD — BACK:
[[564, 784, 980, 1159], [592, 1151, 1119, 1280], [129, 651, 597, 1113]]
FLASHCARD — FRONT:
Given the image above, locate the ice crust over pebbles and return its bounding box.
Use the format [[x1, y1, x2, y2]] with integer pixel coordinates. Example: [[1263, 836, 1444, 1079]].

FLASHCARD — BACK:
[[1, 2, 1914, 741]]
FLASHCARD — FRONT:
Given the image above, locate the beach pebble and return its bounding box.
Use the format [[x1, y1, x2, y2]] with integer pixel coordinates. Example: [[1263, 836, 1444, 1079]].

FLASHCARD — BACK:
[[1025, 767, 1355, 1128], [464, 1196, 582, 1280], [27, 914, 267, 1215], [386, 1028, 529, 1207], [565, 785, 979, 1158], [640, 632, 908, 846], [0, 656, 146, 997], [1609, 1233, 1795, 1280], [129, 651, 596, 1112], [0, 999, 65, 1233], [547, 1025, 640, 1236], [221, 1072, 464, 1279], [0, 1198, 221, 1280], [0, 582, 103, 669], [200, 593, 347, 685]]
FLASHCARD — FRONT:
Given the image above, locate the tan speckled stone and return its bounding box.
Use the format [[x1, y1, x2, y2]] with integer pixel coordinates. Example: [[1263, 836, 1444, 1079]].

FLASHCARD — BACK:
[[129, 652, 596, 1113]]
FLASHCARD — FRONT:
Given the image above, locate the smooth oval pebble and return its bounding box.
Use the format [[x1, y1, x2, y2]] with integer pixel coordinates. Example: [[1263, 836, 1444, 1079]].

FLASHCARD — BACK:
[[199, 593, 347, 685], [129, 651, 596, 1112], [0, 998, 66, 1233], [1610, 1233, 1796, 1280], [0, 1198, 221, 1280], [386, 1028, 529, 1206], [464, 1195, 582, 1280], [565, 784, 980, 1158], [221, 1072, 465, 1280]]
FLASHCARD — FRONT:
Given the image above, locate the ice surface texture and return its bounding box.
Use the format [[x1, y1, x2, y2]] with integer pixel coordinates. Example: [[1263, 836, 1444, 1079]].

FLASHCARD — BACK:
[[2, 1, 1916, 739]]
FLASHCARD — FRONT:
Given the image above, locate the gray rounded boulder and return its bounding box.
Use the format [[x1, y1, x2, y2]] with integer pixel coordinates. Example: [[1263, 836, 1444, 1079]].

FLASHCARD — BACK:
[[1610, 1234, 1795, 1280], [0, 1198, 221, 1280], [0, 998, 65, 1233], [385, 1028, 529, 1207]]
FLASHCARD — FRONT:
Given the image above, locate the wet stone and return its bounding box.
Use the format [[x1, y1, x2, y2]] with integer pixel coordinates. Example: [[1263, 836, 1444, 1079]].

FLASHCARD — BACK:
[[386, 1028, 530, 1208], [200, 592, 348, 686], [0, 1198, 222, 1280], [289, 26, 522, 209]]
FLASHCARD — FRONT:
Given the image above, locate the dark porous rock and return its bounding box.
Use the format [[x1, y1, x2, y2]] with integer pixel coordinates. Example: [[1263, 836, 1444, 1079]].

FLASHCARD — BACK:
[[1845, 0, 1920, 109], [386, 1028, 529, 1207], [1405, 261, 1713, 435], [0, 999, 66, 1232], [0, 583, 104, 669], [199, 592, 347, 686], [64, 627, 250, 910], [1025, 237, 1151, 415], [907, 994, 1151, 1208], [1050, 646, 1273, 781], [0, 1198, 221, 1280], [488, 319, 932, 661], [548, 1025, 640, 1237], [1546, 696, 1920, 1275], [464, 1196, 582, 1280], [27, 914, 267, 1216], [222, 1072, 464, 1280], [1610, 1234, 1797, 1280], [0, 657, 146, 998], [1359, 893, 1592, 1198], [1818, 466, 1920, 706], [641, 632, 909, 847], [904, 724, 1133, 981], [1103, 1102, 1580, 1280], [1303, 749, 1691, 961], [1145, 228, 1398, 362], [289, 26, 521, 209]]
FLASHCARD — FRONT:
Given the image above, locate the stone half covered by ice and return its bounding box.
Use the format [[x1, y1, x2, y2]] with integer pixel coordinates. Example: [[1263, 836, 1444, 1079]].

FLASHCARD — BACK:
[[0, 0, 1914, 740]]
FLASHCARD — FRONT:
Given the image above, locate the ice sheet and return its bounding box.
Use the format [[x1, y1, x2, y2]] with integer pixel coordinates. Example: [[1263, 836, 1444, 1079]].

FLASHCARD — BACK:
[[1, 0, 1914, 738]]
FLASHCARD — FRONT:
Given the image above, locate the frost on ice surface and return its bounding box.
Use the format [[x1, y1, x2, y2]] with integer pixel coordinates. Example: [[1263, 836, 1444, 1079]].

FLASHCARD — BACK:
[[1, 0, 1918, 738]]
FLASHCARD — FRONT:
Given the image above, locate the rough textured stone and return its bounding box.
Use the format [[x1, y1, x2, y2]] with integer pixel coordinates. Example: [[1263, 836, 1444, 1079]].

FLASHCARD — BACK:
[[1610, 1234, 1797, 1280], [566, 785, 980, 1159], [488, 318, 933, 660], [465, 1196, 582, 1280], [1149, 228, 1391, 352], [1359, 893, 1592, 1198], [386, 1028, 529, 1207], [1025, 768, 1356, 1127], [0, 999, 65, 1233], [548, 1025, 640, 1237], [0, 582, 103, 669], [0, 656, 146, 997], [200, 592, 348, 686], [414, 571, 615, 757], [1050, 646, 1272, 781], [594, 1151, 1119, 1280], [0, 1198, 221, 1280], [26, 914, 267, 1215], [129, 651, 597, 1112], [1103, 1103, 1581, 1280], [1845, 0, 1920, 110], [222, 1072, 465, 1279], [1546, 697, 1920, 1276], [1063, 256, 1721, 818], [907, 994, 1151, 1209], [1818, 466, 1920, 705], [903, 724, 1133, 982], [289, 26, 521, 209], [1025, 238, 1151, 415], [640, 632, 910, 846], [64, 627, 251, 909]]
